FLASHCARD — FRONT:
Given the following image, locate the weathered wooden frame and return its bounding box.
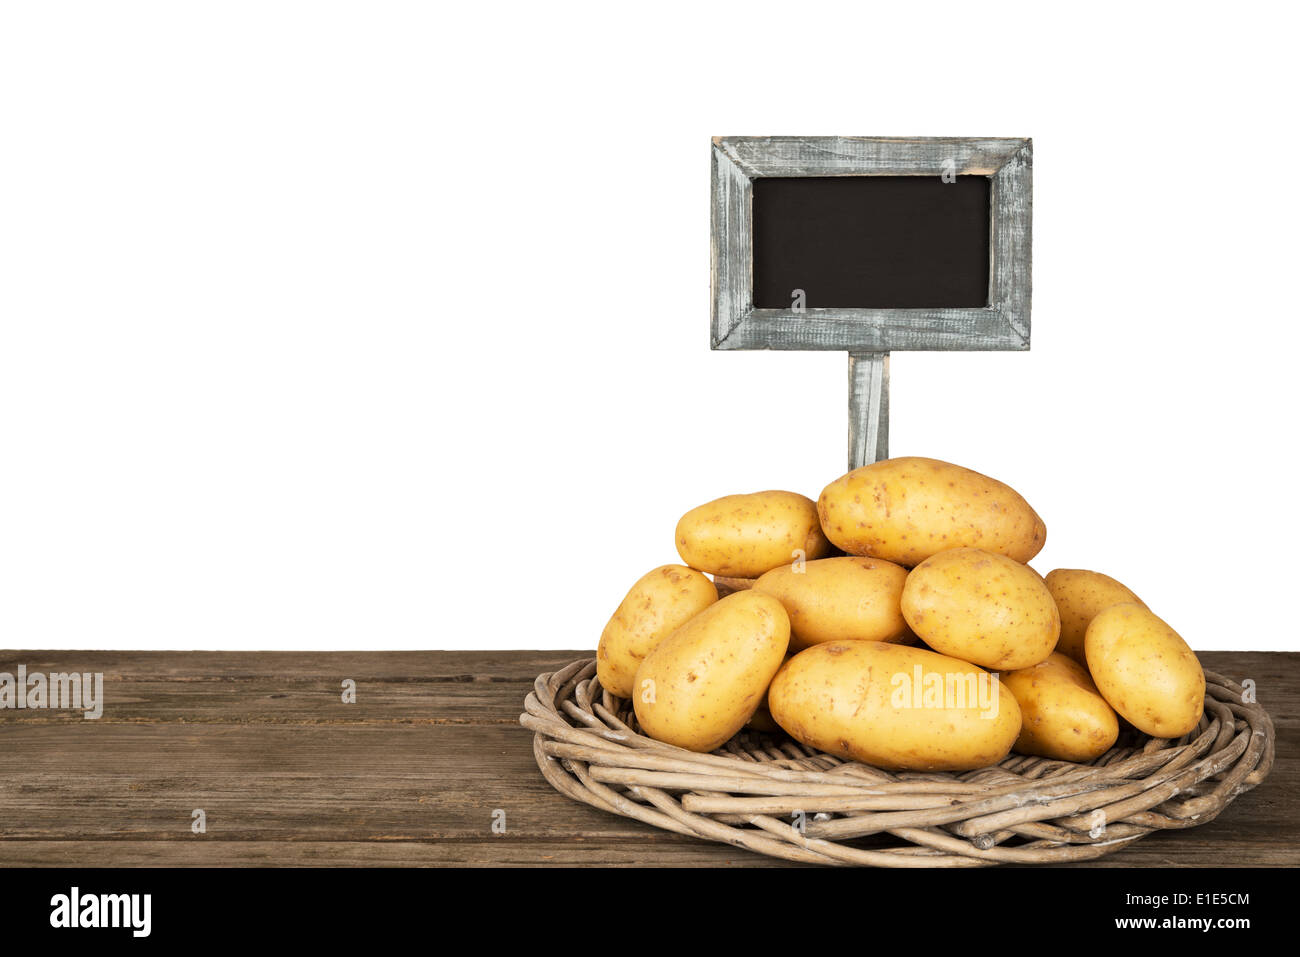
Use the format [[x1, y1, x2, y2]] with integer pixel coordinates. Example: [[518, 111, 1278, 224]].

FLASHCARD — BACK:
[[709, 135, 1032, 468]]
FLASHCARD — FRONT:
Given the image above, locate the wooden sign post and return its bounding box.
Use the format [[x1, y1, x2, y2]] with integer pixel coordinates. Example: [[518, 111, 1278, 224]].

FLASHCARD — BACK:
[[710, 136, 1032, 469]]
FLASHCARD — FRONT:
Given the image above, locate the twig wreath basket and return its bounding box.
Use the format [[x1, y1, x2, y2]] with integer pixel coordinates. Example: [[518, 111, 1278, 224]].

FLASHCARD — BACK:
[[520, 656, 1274, 866]]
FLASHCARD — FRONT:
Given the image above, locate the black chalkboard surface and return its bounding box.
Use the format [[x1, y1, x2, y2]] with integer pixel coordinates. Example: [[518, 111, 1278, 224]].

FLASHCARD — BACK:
[[751, 175, 991, 310]]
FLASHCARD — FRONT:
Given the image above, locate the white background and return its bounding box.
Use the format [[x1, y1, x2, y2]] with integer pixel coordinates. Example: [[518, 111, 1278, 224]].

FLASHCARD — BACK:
[[1, 3, 1294, 651]]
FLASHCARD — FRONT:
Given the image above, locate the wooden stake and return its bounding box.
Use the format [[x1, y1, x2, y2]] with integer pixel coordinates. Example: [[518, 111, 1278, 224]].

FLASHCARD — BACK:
[[848, 352, 889, 470]]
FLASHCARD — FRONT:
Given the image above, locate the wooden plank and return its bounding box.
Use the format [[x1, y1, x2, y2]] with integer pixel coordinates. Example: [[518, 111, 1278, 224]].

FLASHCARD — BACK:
[[0, 649, 576, 724], [712, 308, 1029, 351], [0, 676, 525, 725], [715, 136, 1028, 178], [0, 840, 792, 868], [0, 828, 1295, 868], [0, 650, 1293, 866], [0, 724, 629, 841], [990, 142, 1033, 343], [710, 141, 751, 348], [2, 649, 1283, 723], [0, 649, 576, 681]]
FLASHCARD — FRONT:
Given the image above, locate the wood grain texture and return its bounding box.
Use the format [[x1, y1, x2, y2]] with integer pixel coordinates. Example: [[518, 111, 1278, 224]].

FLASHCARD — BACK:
[[710, 142, 751, 349], [0, 650, 1294, 867], [848, 352, 889, 469], [714, 136, 1028, 178], [709, 136, 1032, 353]]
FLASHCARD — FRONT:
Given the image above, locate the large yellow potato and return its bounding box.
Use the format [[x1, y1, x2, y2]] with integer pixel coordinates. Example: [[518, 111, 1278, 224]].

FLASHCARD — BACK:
[[1045, 568, 1145, 665], [901, 547, 1059, 670], [752, 556, 910, 652], [596, 564, 718, 699], [1003, 653, 1119, 762], [768, 641, 1021, 771], [817, 457, 1046, 566], [1085, 603, 1205, 739], [633, 591, 789, 752], [675, 490, 832, 578]]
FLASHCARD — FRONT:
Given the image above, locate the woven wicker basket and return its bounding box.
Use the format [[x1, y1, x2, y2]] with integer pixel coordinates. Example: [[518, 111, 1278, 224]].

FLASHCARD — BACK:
[[520, 656, 1274, 866]]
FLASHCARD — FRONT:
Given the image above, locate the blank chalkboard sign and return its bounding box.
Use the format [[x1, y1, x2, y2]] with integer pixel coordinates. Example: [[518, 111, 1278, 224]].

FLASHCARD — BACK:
[[751, 175, 991, 309], [709, 136, 1032, 468]]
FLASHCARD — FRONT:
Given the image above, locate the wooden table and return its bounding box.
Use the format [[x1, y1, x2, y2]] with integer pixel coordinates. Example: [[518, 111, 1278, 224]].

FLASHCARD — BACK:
[[0, 650, 1293, 867]]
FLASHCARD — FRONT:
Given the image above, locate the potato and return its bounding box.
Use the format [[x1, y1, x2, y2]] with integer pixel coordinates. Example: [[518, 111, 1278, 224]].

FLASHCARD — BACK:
[[745, 656, 790, 732], [596, 564, 719, 699], [752, 556, 910, 652], [768, 641, 1021, 771], [1085, 603, 1205, 739], [633, 591, 790, 752], [675, 490, 832, 578], [817, 456, 1046, 566], [901, 547, 1059, 670], [1045, 568, 1145, 665], [1003, 653, 1119, 761]]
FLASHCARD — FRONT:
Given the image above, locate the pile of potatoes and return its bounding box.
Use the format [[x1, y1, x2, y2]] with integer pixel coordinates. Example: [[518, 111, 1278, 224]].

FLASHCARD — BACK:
[[596, 456, 1206, 772]]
